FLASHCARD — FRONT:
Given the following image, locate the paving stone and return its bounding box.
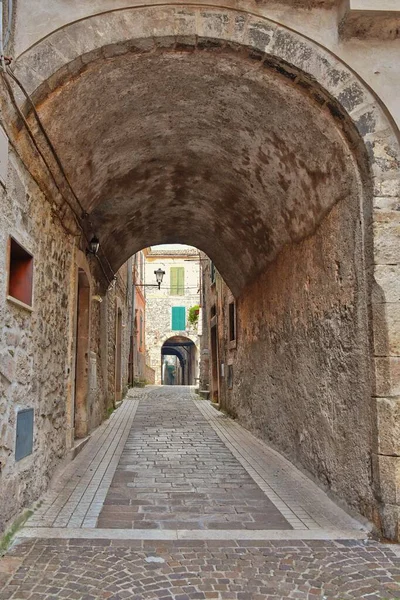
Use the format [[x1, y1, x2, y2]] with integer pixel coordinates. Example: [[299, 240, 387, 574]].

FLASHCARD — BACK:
[[1, 538, 400, 599], [97, 389, 290, 531]]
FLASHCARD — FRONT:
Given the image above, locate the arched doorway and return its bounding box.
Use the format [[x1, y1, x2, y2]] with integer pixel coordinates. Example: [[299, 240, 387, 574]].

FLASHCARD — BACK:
[[74, 268, 90, 439], [161, 336, 198, 386], [115, 306, 123, 403]]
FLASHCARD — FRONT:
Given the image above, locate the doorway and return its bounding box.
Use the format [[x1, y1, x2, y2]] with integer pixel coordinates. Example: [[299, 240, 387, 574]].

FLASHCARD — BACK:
[[74, 268, 90, 439], [115, 307, 123, 402]]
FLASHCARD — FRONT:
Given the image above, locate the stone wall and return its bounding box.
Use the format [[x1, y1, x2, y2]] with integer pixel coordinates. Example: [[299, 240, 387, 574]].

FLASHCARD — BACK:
[[145, 252, 200, 384], [0, 148, 131, 534], [210, 189, 377, 523], [0, 148, 74, 532], [145, 365, 155, 385]]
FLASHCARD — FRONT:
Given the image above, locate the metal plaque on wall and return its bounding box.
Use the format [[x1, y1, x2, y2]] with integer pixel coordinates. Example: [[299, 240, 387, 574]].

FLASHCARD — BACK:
[[15, 408, 34, 461]]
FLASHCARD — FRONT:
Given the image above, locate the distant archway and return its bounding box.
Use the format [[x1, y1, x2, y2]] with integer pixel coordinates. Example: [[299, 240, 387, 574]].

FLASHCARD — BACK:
[[161, 336, 198, 386]]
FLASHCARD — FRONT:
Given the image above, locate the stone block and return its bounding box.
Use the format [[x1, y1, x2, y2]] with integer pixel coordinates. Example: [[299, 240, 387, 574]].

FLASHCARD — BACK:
[[386, 304, 400, 356], [373, 454, 400, 504], [380, 503, 400, 541], [376, 397, 400, 455], [375, 358, 400, 397], [5, 330, 21, 348], [198, 11, 231, 40], [374, 196, 400, 211], [173, 9, 197, 38], [372, 302, 389, 356], [374, 265, 400, 303], [374, 219, 400, 264], [373, 301, 400, 357], [373, 174, 400, 198], [247, 19, 276, 53], [0, 352, 16, 383]]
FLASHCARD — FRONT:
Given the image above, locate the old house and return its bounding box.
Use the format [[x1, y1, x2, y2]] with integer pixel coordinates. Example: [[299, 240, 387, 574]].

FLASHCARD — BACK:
[[145, 246, 200, 386]]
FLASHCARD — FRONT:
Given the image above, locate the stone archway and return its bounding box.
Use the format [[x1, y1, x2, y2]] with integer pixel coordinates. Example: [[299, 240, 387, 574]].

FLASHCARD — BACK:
[[7, 6, 400, 537], [162, 335, 198, 386]]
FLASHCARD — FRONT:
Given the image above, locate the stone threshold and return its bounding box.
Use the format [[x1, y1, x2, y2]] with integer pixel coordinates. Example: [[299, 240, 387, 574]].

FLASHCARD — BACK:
[[69, 435, 90, 460], [17, 527, 368, 541]]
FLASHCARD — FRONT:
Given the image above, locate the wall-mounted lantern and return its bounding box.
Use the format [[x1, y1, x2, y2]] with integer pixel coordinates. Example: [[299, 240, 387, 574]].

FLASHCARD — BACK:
[[135, 267, 165, 289], [154, 268, 165, 290], [87, 236, 100, 256]]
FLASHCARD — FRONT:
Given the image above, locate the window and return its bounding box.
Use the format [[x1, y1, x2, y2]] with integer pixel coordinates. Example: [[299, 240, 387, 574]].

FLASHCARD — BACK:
[[172, 306, 186, 331], [227, 365, 233, 390], [170, 267, 184, 295], [8, 237, 34, 308], [210, 260, 216, 284], [228, 301, 236, 342]]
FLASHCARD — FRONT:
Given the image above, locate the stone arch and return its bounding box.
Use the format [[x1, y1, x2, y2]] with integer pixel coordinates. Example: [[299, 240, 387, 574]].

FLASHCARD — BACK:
[[9, 6, 400, 537], [11, 6, 399, 294], [162, 335, 198, 385]]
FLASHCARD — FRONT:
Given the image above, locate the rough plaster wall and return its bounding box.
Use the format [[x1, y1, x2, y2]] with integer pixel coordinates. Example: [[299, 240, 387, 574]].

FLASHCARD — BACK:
[[88, 298, 106, 431], [105, 271, 130, 408], [0, 150, 74, 532], [226, 192, 375, 519], [199, 255, 211, 391]]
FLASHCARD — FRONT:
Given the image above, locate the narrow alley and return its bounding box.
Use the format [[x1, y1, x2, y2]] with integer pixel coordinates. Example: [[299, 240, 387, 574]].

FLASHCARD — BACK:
[[1, 387, 399, 599]]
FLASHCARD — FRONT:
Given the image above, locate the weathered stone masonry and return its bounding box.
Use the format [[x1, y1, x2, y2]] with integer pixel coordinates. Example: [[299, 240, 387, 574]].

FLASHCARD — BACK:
[[0, 151, 131, 533], [3, 3, 400, 538]]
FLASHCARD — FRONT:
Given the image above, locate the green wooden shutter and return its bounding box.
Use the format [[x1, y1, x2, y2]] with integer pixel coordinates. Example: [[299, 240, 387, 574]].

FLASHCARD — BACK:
[[170, 267, 184, 295], [172, 306, 186, 330], [170, 267, 178, 295], [177, 267, 184, 295]]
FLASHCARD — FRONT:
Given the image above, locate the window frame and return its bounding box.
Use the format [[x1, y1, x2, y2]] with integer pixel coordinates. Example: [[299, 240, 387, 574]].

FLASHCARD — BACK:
[[228, 300, 236, 348], [7, 236, 34, 312]]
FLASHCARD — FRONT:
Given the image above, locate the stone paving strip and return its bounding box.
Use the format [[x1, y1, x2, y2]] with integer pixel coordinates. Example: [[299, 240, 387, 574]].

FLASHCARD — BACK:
[[25, 396, 140, 529], [96, 388, 291, 532], [1, 538, 400, 600], [22, 386, 369, 541], [194, 394, 368, 537]]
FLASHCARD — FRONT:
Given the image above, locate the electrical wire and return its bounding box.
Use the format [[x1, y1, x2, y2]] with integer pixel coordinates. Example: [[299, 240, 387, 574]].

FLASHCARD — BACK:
[[7, 136, 82, 238], [0, 71, 84, 233], [6, 66, 87, 217], [7, 68, 120, 286], [1, 68, 115, 286]]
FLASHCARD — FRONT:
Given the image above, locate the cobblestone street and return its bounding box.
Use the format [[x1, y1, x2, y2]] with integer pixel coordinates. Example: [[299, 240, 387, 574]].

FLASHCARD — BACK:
[[1, 386, 400, 599]]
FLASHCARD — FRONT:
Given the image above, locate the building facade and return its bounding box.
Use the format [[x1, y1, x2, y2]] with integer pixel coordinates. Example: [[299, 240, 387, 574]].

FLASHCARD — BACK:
[[145, 247, 200, 386], [128, 250, 154, 386], [0, 183, 132, 532]]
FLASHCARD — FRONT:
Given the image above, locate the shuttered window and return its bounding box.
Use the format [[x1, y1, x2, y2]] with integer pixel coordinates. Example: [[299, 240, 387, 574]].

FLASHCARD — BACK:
[[170, 267, 185, 295], [172, 306, 186, 331]]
